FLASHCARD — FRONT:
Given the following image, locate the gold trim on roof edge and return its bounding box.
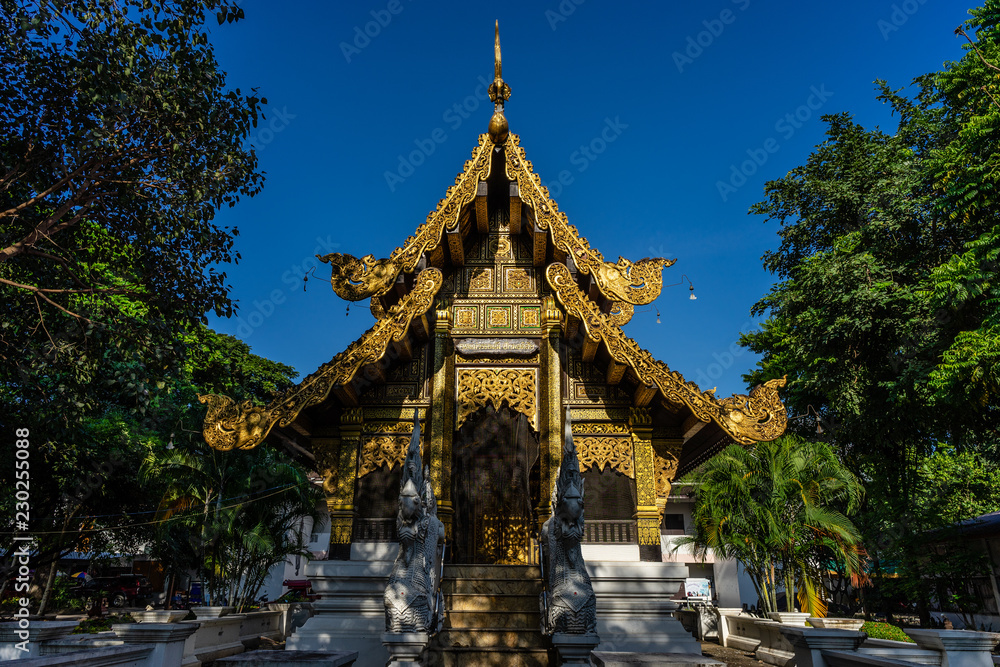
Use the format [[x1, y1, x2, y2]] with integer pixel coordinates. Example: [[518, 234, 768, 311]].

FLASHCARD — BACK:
[[545, 262, 787, 445], [318, 132, 672, 307], [505, 134, 675, 306], [199, 267, 444, 451], [319, 137, 493, 301]]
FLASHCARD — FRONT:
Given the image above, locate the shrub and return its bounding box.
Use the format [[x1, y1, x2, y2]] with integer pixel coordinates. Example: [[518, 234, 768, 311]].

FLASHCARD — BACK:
[[862, 621, 914, 643], [72, 614, 135, 634]]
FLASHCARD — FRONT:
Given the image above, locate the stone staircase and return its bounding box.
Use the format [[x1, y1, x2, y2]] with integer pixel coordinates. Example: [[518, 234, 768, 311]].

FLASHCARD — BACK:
[[425, 564, 553, 667]]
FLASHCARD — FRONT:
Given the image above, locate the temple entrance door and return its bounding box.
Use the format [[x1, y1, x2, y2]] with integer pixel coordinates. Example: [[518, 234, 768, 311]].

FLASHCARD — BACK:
[[451, 405, 540, 564]]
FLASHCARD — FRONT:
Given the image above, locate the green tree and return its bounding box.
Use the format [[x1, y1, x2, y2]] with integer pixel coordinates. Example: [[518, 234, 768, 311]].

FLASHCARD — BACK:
[[142, 442, 322, 611], [1, 0, 264, 428], [0, 327, 297, 612], [741, 1, 1000, 621], [0, 0, 271, 610], [676, 436, 865, 615]]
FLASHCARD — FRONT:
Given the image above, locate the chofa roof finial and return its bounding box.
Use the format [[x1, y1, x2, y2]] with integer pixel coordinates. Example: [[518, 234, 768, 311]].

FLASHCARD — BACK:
[[487, 20, 511, 145]]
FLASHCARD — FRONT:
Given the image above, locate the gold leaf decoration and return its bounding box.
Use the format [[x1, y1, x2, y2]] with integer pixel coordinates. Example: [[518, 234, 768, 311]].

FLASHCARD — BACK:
[[319, 136, 493, 301], [577, 436, 634, 478], [654, 452, 679, 499], [200, 268, 443, 451], [456, 367, 536, 429], [546, 262, 787, 445], [358, 435, 421, 478], [571, 422, 631, 435]]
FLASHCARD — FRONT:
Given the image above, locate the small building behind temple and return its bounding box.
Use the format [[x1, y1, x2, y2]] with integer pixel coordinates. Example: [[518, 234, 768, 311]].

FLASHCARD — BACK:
[[200, 25, 787, 665]]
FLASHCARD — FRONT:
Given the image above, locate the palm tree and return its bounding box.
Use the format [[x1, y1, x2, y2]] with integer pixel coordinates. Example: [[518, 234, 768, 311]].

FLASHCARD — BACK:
[[675, 435, 866, 615], [142, 441, 322, 610]]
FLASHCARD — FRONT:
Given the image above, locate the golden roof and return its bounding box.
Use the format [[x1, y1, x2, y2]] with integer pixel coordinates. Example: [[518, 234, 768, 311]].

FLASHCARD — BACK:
[[198, 25, 787, 453]]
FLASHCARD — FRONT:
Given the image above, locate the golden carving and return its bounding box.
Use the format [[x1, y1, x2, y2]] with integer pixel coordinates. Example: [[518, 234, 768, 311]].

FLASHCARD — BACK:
[[520, 307, 540, 327], [319, 137, 493, 301], [456, 353, 540, 365], [365, 407, 427, 420], [504, 135, 675, 306], [547, 262, 787, 445], [367, 422, 416, 434], [359, 434, 421, 478], [456, 367, 536, 429], [454, 306, 477, 328], [479, 515, 532, 564], [487, 307, 510, 328], [577, 437, 634, 478], [469, 267, 493, 291], [569, 407, 630, 421], [632, 433, 657, 507], [654, 451, 679, 500], [507, 267, 531, 290], [330, 515, 353, 545], [572, 422, 630, 435], [200, 268, 443, 451], [488, 21, 511, 108], [637, 520, 661, 546], [495, 236, 512, 259], [607, 301, 634, 326]]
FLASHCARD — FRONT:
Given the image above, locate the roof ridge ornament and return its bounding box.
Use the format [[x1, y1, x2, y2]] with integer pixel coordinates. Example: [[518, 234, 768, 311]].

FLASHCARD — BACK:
[[487, 20, 511, 145]]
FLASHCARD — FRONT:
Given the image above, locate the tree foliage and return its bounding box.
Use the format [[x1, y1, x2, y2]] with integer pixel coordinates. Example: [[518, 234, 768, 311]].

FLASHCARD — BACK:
[[741, 1, 1000, 621], [677, 436, 865, 615], [1, 0, 264, 428]]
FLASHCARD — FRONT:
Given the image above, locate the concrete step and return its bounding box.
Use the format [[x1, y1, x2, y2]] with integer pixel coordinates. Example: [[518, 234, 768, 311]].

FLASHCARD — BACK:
[[443, 577, 541, 596], [445, 592, 539, 613], [444, 564, 541, 580], [443, 609, 539, 629], [430, 647, 551, 667], [435, 627, 546, 649]]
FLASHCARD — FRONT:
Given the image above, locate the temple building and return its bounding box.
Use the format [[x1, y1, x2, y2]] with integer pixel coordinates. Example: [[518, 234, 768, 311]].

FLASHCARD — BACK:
[[200, 24, 786, 665]]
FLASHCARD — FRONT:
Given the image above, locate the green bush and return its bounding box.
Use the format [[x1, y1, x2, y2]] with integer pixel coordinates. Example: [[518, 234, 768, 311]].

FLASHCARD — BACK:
[[72, 614, 135, 634], [51, 577, 84, 612], [862, 621, 914, 643]]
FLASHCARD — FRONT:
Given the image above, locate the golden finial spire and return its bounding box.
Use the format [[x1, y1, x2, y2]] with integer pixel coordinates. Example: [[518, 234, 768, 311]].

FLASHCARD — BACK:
[[487, 20, 511, 144]]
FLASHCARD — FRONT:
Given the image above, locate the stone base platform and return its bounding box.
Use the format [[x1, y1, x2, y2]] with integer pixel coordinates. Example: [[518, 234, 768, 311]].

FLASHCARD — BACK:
[[216, 649, 359, 666], [591, 652, 725, 667]]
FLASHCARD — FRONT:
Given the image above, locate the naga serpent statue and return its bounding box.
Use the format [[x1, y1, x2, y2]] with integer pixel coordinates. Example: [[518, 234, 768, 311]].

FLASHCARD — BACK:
[[540, 408, 598, 635], [384, 412, 446, 634]]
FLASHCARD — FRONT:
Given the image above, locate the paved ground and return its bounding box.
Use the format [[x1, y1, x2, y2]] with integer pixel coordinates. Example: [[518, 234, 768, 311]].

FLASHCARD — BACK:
[[700, 640, 768, 667]]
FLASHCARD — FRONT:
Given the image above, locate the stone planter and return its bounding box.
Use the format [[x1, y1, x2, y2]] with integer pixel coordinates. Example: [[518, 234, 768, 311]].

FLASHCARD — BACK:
[[191, 605, 234, 619], [808, 617, 864, 631], [755, 620, 797, 667], [905, 629, 1000, 667], [132, 609, 189, 623], [768, 611, 812, 626]]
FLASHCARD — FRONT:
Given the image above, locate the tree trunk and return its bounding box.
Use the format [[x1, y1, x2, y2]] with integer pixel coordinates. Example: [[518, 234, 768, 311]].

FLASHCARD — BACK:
[[36, 557, 59, 616], [165, 573, 175, 610], [786, 568, 796, 612]]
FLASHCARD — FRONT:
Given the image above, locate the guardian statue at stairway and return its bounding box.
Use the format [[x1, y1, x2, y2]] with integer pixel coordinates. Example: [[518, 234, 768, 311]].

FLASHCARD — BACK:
[[540, 408, 598, 635], [384, 412, 446, 633]]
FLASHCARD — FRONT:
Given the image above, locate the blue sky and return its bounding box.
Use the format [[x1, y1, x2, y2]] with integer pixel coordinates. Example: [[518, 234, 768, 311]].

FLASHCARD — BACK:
[[206, 0, 971, 399]]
